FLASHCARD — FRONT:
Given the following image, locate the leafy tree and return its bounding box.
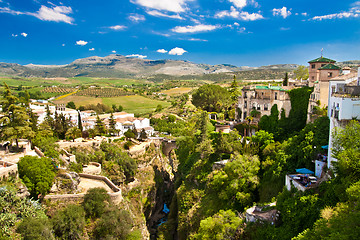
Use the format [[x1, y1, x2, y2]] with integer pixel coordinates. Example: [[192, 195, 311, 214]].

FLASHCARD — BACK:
[[17, 217, 55, 240], [209, 153, 260, 209], [168, 114, 176, 123], [124, 129, 135, 139], [156, 104, 163, 112], [332, 120, 360, 181], [92, 207, 132, 240], [53, 111, 72, 139], [18, 156, 56, 198], [66, 127, 82, 142], [52, 204, 85, 240], [66, 101, 76, 109], [192, 84, 231, 112], [196, 111, 214, 159], [83, 187, 111, 218], [293, 65, 309, 80], [191, 210, 243, 240], [139, 128, 147, 140], [283, 72, 289, 86]]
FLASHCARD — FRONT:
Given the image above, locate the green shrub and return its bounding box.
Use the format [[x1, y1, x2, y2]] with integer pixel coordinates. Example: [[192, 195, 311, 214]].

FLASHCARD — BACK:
[[52, 204, 85, 240], [83, 188, 111, 218], [17, 217, 54, 240]]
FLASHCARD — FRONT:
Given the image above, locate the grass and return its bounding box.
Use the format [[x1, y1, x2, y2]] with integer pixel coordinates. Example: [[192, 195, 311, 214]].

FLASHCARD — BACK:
[[53, 94, 171, 114], [160, 87, 193, 96], [102, 95, 171, 114]]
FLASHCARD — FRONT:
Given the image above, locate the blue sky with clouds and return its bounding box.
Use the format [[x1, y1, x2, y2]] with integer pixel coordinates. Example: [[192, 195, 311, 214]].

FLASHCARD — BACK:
[[0, 0, 359, 67]]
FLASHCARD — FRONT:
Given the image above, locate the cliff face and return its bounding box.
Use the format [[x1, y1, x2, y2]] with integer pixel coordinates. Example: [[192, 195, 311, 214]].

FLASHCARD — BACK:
[[124, 140, 178, 240]]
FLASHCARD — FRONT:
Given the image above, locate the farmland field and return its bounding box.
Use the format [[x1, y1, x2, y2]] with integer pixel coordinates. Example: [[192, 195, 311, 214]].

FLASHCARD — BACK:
[[160, 87, 193, 96], [54, 95, 170, 114]]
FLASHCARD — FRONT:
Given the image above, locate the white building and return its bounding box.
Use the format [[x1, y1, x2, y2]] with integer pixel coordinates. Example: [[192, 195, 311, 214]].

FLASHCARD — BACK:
[[327, 68, 360, 169]]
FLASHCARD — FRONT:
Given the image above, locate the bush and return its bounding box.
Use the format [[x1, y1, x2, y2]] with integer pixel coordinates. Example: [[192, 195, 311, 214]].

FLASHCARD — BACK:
[[18, 156, 56, 198], [83, 188, 111, 218], [92, 207, 132, 240], [17, 217, 54, 240], [52, 204, 85, 240]]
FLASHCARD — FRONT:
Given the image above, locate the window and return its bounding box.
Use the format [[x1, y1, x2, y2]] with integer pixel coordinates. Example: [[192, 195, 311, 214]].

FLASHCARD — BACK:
[[321, 64, 326, 67], [311, 64, 315, 69], [312, 76, 315, 80], [244, 101, 247, 108], [244, 92, 247, 98], [244, 112, 247, 119], [328, 72, 333, 78], [257, 104, 261, 110], [332, 86, 336, 94], [264, 104, 268, 111], [275, 92, 278, 100]]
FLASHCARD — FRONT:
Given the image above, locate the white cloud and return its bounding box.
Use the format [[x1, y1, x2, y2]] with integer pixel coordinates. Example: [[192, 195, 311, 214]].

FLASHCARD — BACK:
[[169, 47, 187, 55], [112, 50, 116, 53], [31, 5, 74, 24], [239, 11, 263, 20], [21, 32, 27, 37], [11, 34, 18, 37], [126, 54, 147, 59], [131, 0, 193, 13], [108, 25, 126, 30], [0, 4, 74, 24], [89, 48, 95, 51], [234, 22, 240, 26], [157, 49, 168, 53], [188, 38, 208, 41], [312, 12, 359, 20], [215, 7, 263, 21], [146, 10, 184, 19], [129, 13, 145, 22], [238, 27, 246, 33], [76, 40, 88, 46], [62, 43, 65, 47], [172, 24, 219, 33], [273, 7, 291, 19], [280, 27, 290, 31], [301, 12, 308, 16], [229, 0, 247, 9]]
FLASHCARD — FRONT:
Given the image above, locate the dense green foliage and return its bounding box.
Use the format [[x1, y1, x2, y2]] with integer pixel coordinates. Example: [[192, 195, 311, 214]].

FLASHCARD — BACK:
[[52, 204, 85, 239], [92, 206, 133, 240], [83, 187, 111, 218], [17, 156, 56, 198], [192, 84, 231, 112], [17, 217, 55, 240], [0, 186, 47, 238]]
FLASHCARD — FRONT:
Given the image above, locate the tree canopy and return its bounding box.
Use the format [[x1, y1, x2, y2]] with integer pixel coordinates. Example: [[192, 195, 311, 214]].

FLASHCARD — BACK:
[[192, 84, 231, 112]]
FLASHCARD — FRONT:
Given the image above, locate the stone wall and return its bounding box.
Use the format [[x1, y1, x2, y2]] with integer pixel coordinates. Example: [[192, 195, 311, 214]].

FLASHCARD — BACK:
[[0, 160, 18, 180], [44, 173, 123, 204]]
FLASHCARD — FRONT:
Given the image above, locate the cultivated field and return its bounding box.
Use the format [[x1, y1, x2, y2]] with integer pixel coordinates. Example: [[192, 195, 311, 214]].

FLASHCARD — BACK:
[[54, 95, 170, 114], [160, 87, 193, 96]]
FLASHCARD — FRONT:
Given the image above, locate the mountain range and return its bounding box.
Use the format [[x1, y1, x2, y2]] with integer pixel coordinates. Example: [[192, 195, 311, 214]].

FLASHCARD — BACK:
[[0, 54, 358, 79]]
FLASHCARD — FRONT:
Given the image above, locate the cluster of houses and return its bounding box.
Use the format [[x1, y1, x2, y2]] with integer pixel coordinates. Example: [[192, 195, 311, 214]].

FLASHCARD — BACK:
[[234, 55, 360, 191], [30, 104, 154, 136]]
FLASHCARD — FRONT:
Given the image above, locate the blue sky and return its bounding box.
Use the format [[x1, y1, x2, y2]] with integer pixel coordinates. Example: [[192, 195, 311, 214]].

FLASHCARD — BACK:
[[0, 0, 360, 67]]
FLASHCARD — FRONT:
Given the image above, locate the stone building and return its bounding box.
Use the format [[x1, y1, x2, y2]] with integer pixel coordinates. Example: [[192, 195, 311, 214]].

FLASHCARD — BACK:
[[307, 56, 341, 122], [236, 85, 293, 123]]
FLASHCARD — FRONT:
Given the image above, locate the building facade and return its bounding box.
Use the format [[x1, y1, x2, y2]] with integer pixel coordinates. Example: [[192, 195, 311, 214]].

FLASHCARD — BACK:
[[327, 68, 360, 169], [237, 85, 293, 123]]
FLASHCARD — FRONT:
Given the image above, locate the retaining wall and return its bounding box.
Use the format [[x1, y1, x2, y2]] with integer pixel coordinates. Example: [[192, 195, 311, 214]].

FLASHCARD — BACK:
[[44, 173, 122, 204], [0, 160, 18, 180]]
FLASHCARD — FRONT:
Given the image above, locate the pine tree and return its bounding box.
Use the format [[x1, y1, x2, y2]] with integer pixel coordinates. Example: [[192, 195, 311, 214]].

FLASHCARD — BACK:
[[108, 113, 117, 136], [95, 115, 106, 135], [283, 72, 289, 86], [0, 83, 35, 149], [78, 111, 83, 132]]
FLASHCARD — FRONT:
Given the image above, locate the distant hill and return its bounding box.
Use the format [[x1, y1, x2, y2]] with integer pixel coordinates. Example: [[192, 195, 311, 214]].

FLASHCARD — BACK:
[[0, 54, 357, 80]]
